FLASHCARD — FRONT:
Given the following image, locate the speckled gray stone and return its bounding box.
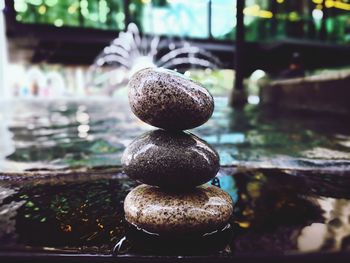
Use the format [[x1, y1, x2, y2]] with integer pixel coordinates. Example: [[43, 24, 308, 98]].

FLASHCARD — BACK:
[[124, 184, 233, 235], [128, 67, 214, 130], [121, 129, 220, 189]]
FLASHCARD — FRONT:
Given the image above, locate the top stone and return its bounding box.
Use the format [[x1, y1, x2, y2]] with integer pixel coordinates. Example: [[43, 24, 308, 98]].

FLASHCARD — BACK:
[[128, 67, 214, 130]]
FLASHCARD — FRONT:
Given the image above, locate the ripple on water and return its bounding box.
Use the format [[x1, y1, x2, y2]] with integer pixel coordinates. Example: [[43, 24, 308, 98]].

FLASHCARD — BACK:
[[1, 98, 350, 256], [1, 98, 350, 172]]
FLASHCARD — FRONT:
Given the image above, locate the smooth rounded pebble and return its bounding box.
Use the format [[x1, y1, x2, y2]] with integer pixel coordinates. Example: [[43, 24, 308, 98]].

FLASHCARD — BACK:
[[124, 184, 233, 235], [121, 129, 220, 189], [128, 67, 214, 130]]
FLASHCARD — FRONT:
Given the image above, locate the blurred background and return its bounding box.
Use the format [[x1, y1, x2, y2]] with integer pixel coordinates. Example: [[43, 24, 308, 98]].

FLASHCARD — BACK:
[[0, 0, 350, 172], [0, 0, 349, 99]]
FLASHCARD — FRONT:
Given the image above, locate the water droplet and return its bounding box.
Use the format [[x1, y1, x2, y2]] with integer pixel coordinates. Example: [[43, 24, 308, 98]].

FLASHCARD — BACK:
[[113, 236, 126, 255]]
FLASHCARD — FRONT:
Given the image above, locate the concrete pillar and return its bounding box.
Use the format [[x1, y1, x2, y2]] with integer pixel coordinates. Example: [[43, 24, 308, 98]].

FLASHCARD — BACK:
[[229, 0, 246, 108]]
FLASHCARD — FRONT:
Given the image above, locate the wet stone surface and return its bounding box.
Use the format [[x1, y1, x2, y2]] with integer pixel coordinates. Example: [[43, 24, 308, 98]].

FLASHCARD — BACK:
[[128, 68, 214, 130], [0, 170, 134, 254], [0, 167, 350, 256], [121, 129, 220, 189], [124, 184, 233, 235]]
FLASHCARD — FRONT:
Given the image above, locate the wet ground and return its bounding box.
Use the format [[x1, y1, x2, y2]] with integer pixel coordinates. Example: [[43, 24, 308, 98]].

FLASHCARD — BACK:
[[1, 167, 350, 257], [1, 97, 350, 259]]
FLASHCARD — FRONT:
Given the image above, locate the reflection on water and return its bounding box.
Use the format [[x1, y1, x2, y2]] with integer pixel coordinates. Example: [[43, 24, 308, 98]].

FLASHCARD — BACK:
[[1, 97, 350, 256], [297, 198, 350, 252], [0, 102, 15, 171], [4, 98, 148, 171], [0, 171, 135, 254], [0, 167, 350, 256], [2, 97, 350, 172]]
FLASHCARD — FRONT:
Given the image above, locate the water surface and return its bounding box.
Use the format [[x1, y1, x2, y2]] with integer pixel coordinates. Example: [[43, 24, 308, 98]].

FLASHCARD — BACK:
[[2, 97, 350, 171], [1, 97, 350, 257]]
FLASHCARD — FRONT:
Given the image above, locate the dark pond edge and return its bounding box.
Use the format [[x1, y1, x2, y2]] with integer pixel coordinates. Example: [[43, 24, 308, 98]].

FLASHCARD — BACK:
[[1, 250, 350, 263], [1, 165, 350, 261]]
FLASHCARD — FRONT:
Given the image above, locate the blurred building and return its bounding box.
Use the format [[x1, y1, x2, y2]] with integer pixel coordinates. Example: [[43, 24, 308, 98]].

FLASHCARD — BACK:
[[2, 0, 350, 97], [7, 0, 350, 42]]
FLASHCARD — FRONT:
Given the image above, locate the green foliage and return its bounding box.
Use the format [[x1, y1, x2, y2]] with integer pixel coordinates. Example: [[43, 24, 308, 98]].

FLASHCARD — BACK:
[[15, 0, 125, 30], [13, 0, 350, 43]]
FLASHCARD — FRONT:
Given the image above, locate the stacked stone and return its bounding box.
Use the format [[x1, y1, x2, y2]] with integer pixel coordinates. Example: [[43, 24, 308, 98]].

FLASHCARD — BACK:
[[122, 68, 233, 238]]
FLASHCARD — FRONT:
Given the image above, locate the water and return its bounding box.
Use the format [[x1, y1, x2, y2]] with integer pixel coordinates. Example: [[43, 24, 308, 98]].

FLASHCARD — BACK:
[[0, 167, 350, 256], [1, 97, 350, 257], [0, 171, 132, 254], [2, 97, 350, 172]]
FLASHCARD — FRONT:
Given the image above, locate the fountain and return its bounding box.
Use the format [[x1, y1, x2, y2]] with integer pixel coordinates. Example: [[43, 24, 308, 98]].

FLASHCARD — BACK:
[[88, 23, 221, 95]]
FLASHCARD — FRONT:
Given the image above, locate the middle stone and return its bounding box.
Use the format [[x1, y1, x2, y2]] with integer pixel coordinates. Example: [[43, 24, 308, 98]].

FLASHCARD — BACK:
[[121, 129, 220, 189]]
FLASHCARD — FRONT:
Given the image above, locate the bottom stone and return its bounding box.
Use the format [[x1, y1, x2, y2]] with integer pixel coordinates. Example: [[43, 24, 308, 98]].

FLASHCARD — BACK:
[[124, 184, 234, 236]]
